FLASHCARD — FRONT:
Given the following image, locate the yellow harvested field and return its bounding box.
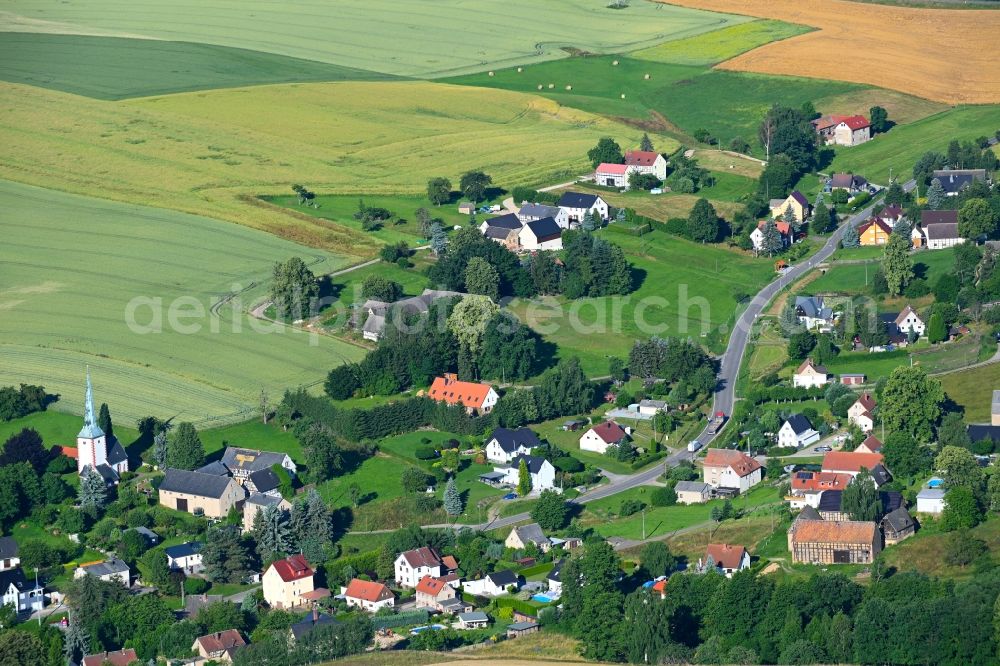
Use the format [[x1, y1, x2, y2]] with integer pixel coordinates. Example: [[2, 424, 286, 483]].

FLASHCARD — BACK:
[[657, 0, 1000, 104], [0, 81, 672, 257]]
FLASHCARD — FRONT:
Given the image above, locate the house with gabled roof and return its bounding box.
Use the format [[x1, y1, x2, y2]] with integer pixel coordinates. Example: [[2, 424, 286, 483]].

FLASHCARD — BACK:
[[342, 578, 395, 612], [165, 541, 203, 573], [427, 373, 498, 415], [243, 493, 292, 532], [699, 544, 750, 577], [505, 523, 551, 552], [486, 427, 541, 464], [517, 203, 560, 224], [812, 115, 871, 146], [830, 173, 867, 193], [394, 546, 454, 588], [415, 575, 459, 610], [881, 506, 915, 545], [74, 558, 130, 586], [675, 480, 712, 504], [702, 449, 762, 493], [924, 219, 965, 249], [492, 455, 556, 492], [778, 414, 821, 449], [786, 471, 852, 509], [556, 192, 608, 229], [263, 554, 316, 609], [848, 392, 878, 432], [355, 289, 463, 341], [931, 168, 988, 196], [463, 569, 520, 597], [579, 420, 628, 454], [518, 217, 563, 251], [192, 629, 247, 662], [789, 517, 880, 564], [822, 451, 887, 481], [750, 219, 791, 252], [82, 649, 139, 666], [896, 305, 925, 336], [0, 567, 44, 614], [624, 150, 668, 179], [794, 296, 834, 331], [289, 608, 338, 642], [818, 489, 902, 521], [877, 204, 906, 227], [858, 218, 892, 246], [220, 447, 297, 483], [158, 468, 245, 518], [855, 434, 883, 455], [595, 162, 635, 189], [769, 191, 810, 222], [793, 358, 830, 388]]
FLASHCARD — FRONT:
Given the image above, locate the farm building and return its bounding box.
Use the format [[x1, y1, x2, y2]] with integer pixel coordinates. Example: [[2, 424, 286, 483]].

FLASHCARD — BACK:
[[788, 516, 881, 564], [624, 150, 667, 180], [916, 488, 946, 514], [517, 203, 560, 223], [556, 192, 608, 228], [518, 217, 563, 250], [812, 115, 871, 146], [595, 162, 634, 188], [158, 468, 245, 519], [427, 373, 498, 415]]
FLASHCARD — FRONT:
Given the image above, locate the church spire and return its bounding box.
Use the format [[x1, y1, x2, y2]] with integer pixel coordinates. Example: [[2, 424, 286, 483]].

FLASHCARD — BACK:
[[78, 366, 104, 439]]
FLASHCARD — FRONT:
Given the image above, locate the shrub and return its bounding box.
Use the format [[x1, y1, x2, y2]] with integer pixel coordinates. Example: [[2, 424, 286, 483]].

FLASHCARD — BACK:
[[650, 486, 676, 507], [619, 499, 644, 517], [414, 446, 438, 460], [184, 577, 210, 595]]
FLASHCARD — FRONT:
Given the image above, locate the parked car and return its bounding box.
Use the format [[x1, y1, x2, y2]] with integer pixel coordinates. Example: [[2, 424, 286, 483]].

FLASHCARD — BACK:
[[502, 493, 518, 500], [816, 446, 832, 452]]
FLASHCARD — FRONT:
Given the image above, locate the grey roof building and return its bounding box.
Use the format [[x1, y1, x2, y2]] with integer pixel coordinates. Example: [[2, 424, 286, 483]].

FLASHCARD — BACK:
[[488, 427, 541, 455], [674, 480, 712, 494], [355, 289, 463, 341], [78, 558, 130, 579], [290, 611, 339, 641], [557, 192, 599, 208], [482, 213, 522, 230], [195, 461, 230, 476], [508, 523, 549, 549], [0, 537, 19, 565], [517, 203, 560, 222], [931, 168, 987, 195], [795, 296, 833, 323], [523, 217, 562, 243], [487, 570, 519, 587], [160, 468, 236, 499], [785, 414, 815, 435], [248, 468, 281, 494], [220, 447, 296, 476]]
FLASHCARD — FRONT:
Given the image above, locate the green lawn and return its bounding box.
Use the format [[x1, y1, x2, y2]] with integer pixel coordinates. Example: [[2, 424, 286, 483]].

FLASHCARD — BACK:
[[0, 180, 364, 428], [4, 0, 748, 78], [829, 105, 1000, 182], [509, 230, 775, 375], [0, 33, 394, 100], [808, 247, 956, 295], [630, 19, 812, 66], [940, 361, 1000, 422], [582, 484, 781, 540], [0, 410, 138, 450], [199, 420, 305, 463]]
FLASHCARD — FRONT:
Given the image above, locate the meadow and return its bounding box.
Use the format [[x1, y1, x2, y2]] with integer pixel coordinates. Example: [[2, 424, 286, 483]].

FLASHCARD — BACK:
[[0, 33, 393, 100], [807, 248, 955, 295], [631, 19, 812, 66], [939, 362, 1000, 422], [508, 230, 775, 375], [0, 80, 669, 256], [0, 180, 366, 427], [1, 0, 748, 78]]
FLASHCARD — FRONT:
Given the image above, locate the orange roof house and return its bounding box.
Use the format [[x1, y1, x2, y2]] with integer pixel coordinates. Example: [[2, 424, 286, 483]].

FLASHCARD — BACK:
[[192, 629, 247, 662], [858, 219, 893, 246], [343, 578, 395, 610], [856, 434, 883, 454], [427, 374, 499, 414], [83, 650, 139, 666], [702, 544, 750, 577], [791, 471, 853, 493], [822, 451, 884, 475], [703, 449, 763, 493], [789, 519, 881, 564]]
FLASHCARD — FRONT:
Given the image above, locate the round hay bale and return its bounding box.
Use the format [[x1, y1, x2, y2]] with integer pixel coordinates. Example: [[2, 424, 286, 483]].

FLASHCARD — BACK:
[[488, 71, 495, 77], [644, 73, 650, 80], [566, 85, 572, 90], [548, 83, 554, 89], [621, 93, 626, 99], [537, 84, 543, 90], [612, 60, 619, 66], [517, 67, 523, 73]]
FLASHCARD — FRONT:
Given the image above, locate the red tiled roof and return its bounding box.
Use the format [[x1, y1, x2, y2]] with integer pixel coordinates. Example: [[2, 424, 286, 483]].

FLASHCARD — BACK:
[[441, 555, 459, 571], [624, 150, 660, 167], [61, 446, 79, 459], [705, 543, 747, 570], [858, 218, 893, 237], [651, 579, 667, 594], [83, 650, 139, 666], [854, 392, 877, 412], [812, 115, 848, 131], [792, 471, 853, 492], [840, 115, 870, 130], [428, 374, 494, 409], [416, 575, 450, 597], [300, 588, 330, 600], [195, 629, 247, 655], [879, 204, 904, 220], [596, 163, 629, 175], [822, 451, 884, 474], [345, 579, 393, 603], [858, 434, 883, 452], [590, 420, 627, 445], [270, 554, 313, 582], [757, 219, 791, 235], [703, 449, 761, 477], [792, 520, 877, 545], [401, 546, 444, 569]]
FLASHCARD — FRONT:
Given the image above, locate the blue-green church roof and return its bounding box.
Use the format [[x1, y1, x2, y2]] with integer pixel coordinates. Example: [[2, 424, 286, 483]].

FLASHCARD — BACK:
[[78, 367, 105, 440]]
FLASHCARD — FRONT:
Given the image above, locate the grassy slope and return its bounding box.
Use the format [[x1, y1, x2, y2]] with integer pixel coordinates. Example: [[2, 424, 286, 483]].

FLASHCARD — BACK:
[[0, 180, 365, 427], [2, 0, 747, 78], [0, 33, 395, 100], [631, 19, 812, 66], [808, 247, 956, 294], [0, 80, 672, 256], [939, 361, 1000, 422]]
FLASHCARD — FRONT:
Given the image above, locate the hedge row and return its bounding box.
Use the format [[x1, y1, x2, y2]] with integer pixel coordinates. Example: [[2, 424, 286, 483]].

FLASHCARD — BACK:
[[743, 385, 826, 405]]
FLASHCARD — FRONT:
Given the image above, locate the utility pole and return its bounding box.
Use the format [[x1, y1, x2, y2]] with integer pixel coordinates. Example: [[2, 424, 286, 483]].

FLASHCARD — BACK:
[[34, 567, 39, 626], [642, 509, 646, 540]]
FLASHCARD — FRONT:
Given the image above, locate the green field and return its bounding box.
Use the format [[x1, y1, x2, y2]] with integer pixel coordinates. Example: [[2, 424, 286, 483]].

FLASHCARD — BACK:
[[631, 19, 812, 66], [509, 230, 775, 374], [0, 33, 394, 100], [829, 106, 1000, 182], [0, 180, 366, 427], [1, 0, 748, 78], [808, 248, 956, 295], [447, 56, 865, 151], [940, 362, 1000, 422]]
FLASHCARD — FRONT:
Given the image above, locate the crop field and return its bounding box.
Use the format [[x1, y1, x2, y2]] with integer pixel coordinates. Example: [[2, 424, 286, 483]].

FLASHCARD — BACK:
[[0, 0, 748, 78], [829, 106, 1000, 182], [0, 80, 668, 256], [0, 33, 393, 100], [631, 19, 812, 66], [0, 180, 366, 427], [508, 230, 774, 375], [448, 56, 863, 151], [658, 0, 1000, 104]]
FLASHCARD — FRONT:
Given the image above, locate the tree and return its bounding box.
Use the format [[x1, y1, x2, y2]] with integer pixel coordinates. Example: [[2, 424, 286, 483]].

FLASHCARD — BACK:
[[927, 178, 945, 210], [757, 154, 799, 200], [813, 200, 834, 234], [869, 106, 889, 134], [609, 356, 627, 384], [447, 295, 499, 355], [882, 232, 914, 296], [927, 312, 947, 344], [479, 312, 539, 381], [361, 275, 401, 302], [759, 218, 784, 256], [166, 422, 204, 470], [253, 503, 293, 561], [935, 445, 983, 490], [464, 257, 500, 301], [290, 489, 333, 549], [841, 222, 860, 248], [729, 136, 750, 154], [842, 468, 881, 521], [427, 177, 452, 206], [401, 467, 430, 493], [97, 402, 114, 440], [941, 486, 983, 531], [271, 256, 319, 320], [459, 170, 492, 203], [880, 366, 943, 441], [531, 490, 570, 530], [429, 221, 447, 255], [63, 619, 89, 665], [78, 467, 106, 511], [298, 423, 343, 482], [588, 137, 623, 168], [787, 330, 817, 359], [944, 528, 988, 566], [443, 476, 463, 516], [640, 133, 654, 152], [324, 364, 360, 401], [758, 105, 817, 171], [0, 427, 48, 473], [202, 525, 253, 583], [640, 541, 676, 578], [687, 198, 720, 243], [958, 197, 998, 240], [516, 457, 532, 497], [882, 431, 929, 479]]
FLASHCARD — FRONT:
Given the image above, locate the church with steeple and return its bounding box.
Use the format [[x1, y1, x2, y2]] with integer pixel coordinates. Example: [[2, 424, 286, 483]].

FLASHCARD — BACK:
[[77, 368, 129, 483]]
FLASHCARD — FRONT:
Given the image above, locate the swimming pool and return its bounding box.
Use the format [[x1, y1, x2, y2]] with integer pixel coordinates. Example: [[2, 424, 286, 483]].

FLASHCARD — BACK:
[[928, 478, 944, 488], [532, 594, 553, 603], [410, 624, 445, 634]]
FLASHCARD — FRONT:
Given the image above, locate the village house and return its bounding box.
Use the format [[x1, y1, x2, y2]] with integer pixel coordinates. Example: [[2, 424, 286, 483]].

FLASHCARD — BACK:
[[931, 168, 988, 196], [488, 455, 556, 492], [485, 427, 542, 464], [769, 191, 810, 223], [595, 162, 635, 189], [355, 289, 464, 342], [220, 447, 297, 484], [675, 480, 712, 505], [243, 493, 292, 532], [192, 629, 247, 663], [793, 358, 829, 388], [924, 219, 965, 249], [778, 414, 821, 449], [517, 203, 560, 224], [165, 542, 203, 574], [789, 515, 881, 564], [786, 471, 852, 509], [0, 567, 44, 614], [624, 150, 668, 180], [579, 420, 628, 454], [877, 204, 906, 228], [699, 544, 751, 578], [830, 173, 867, 193], [812, 115, 871, 146], [0, 538, 20, 572], [464, 569, 520, 597], [855, 434, 883, 455], [158, 468, 245, 518], [82, 649, 139, 666], [506, 523, 551, 552], [794, 296, 834, 331], [75, 558, 130, 586], [638, 399, 668, 416], [427, 373, 499, 415], [895, 305, 925, 337], [881, 506, 916, 545], [457, 611, 490, 629], [394, 546, 456, 588], [840, 374, 866, 386], [481, 213, 523, 250], [822, 451, 890, 486], [458, 201, 475, 215], [750, 219, 791, 253], [857, 218, 892, 246], [263, 554, 316, 610], [518, 217, 563, 251], [479, 212, 520, 235], [342, 578, 395, 612], [848, 392, 878, 432], [415, 575, 460, 610], [916, 487, 946, 514], [702, 449, 763, 493], [556, 192, 608, 229]]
